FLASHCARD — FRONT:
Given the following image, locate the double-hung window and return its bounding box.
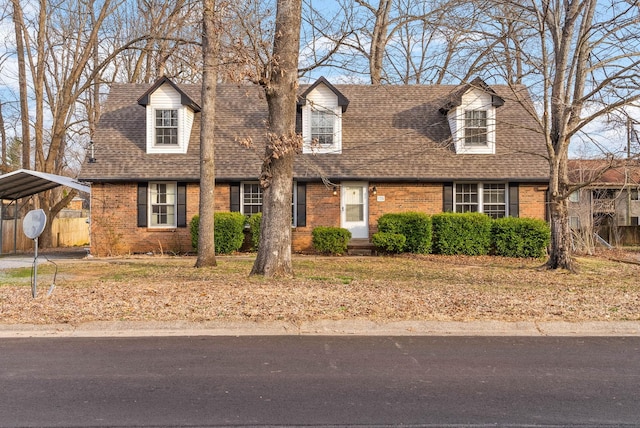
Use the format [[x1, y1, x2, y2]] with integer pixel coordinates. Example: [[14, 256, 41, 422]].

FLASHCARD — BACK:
[[311, 108, 334, 146], [150, 182, 177, 227], [464, 110, 487, 146], [242, 182, 263, 216], [234, 182, 305, 227], [455, 183, 506, 218], [155, 109, 178, 145]]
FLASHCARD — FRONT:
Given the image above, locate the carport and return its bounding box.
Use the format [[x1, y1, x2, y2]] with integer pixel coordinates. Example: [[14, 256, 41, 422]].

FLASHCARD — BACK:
[[0, 169, 90, 254]]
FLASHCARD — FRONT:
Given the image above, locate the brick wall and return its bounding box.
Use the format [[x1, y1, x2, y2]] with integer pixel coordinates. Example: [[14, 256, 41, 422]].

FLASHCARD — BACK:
[[368, 182, 443, 234], [90, 181, 548, 255], [518, 184, 547, 220]]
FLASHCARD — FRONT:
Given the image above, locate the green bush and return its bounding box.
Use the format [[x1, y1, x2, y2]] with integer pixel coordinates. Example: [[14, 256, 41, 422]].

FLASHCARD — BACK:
[[371, 232, 406, 254], [432, 212, 492, 256], [312, 226, 351, 255], [247, 213, 262, 251], [190, 212, 247, 254], [492, 217, 550, 258], [377, 212, 432, 253]]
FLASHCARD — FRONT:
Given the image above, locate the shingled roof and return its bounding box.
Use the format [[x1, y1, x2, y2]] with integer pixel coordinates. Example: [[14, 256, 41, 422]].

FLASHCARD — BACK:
[[79, 80, 549, 183]]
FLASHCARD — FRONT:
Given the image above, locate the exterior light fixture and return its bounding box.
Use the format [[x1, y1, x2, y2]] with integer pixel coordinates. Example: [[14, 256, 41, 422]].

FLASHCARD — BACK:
[[332, 186, 337, 196]]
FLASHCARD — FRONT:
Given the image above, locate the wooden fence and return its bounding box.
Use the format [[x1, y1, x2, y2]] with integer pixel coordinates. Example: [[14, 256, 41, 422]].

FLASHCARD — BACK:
[[1, 217, 89, 253]]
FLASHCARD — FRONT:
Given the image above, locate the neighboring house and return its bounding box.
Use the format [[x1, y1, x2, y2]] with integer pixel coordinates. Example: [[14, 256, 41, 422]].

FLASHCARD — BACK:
[[79, 76, 549, 256], [567, 159, 640, 245]]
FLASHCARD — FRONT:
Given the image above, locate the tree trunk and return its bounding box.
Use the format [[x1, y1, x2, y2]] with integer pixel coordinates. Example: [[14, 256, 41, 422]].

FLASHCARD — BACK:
[[12, 0, 30, 169], [547, 195, 574, 271], [369, 0, 391, 85], [250, 0, 302, 278], [195, 0, 220, 268]]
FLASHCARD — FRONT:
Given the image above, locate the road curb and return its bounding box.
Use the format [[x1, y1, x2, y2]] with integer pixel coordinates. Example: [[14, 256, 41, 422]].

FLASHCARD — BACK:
[[0, 320, 638, 338]]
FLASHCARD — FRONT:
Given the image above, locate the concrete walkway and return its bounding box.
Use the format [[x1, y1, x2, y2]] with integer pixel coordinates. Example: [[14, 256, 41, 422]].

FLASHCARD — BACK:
[[1, 319, 639, 338]]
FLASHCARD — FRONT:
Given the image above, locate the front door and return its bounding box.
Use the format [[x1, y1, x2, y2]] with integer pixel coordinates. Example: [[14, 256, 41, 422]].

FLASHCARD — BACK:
[[341, 182, 368, 239]]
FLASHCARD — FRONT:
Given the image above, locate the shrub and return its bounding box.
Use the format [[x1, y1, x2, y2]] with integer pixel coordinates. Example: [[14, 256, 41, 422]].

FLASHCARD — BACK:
[[371, 232, 406, 254], [377, 212, 432, 253], [247, 213, 262, 251], [432, 212, 492, 256], [190, 212, 247, 254], [492, 217, 550, 258], [312, 226, 351, 255]]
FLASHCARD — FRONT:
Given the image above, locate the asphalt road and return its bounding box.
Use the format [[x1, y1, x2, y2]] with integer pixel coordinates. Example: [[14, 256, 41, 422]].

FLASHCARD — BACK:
[[1, 336, 639, 427]]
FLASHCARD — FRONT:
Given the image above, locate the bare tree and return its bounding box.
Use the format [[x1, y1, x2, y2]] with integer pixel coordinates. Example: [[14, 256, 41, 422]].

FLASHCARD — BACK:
[[250, 0, 303, 277], [195, 0, 221, 268], [478, 0, 640, 270]]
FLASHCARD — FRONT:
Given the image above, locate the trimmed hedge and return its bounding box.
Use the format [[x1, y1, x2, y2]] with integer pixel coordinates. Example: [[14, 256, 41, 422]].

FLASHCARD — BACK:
[[377, 212, 432, 253], [432, 212, 493, 256], [190, 212, 247, 254], [312, 226, 351, 255], [371, 232, 406, 254], [247, 213, 262, 250], [491, 217, 550, 258]]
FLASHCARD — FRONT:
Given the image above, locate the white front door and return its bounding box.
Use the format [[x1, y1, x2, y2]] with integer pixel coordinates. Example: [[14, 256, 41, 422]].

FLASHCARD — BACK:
[[341, 182, 368, 239]]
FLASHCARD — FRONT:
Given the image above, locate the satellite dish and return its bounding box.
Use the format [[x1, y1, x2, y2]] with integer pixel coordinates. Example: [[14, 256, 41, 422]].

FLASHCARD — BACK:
[[23, 209, 47, 240]]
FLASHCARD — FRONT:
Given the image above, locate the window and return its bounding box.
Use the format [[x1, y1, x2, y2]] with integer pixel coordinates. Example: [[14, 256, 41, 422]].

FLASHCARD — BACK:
[[232, 182, 306, 227], [242, 182, 263, 216], [569, 216, 581, 229], [155, 109, 178, 145], [311, 108, 334, 145], [150, 182, 176, 227], [455, 183, 506, 218], [631, 189, 639, 201], [569, 191, 580, 203], [464, 110, 487, 146]]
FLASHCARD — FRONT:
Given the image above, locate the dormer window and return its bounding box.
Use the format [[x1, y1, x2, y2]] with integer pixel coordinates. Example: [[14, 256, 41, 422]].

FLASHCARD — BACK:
[[440, 78, 503, 155], [137, 77, 200, 155], [299, 77, 349, 154], [155, 109, 179, 145], [464, 110, 487, 146], [311, 107, 335, 146]]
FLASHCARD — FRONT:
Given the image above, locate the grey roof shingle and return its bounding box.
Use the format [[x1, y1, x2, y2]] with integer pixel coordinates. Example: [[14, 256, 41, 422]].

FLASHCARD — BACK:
[[79, 81, 549, 183]]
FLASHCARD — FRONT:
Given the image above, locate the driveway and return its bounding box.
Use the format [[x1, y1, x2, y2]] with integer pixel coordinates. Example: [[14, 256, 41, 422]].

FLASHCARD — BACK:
[[0, 247, 88, 269]]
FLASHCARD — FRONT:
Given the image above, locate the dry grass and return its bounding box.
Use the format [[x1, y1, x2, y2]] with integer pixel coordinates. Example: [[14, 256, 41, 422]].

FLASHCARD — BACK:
[[1, 250, 639, 325]]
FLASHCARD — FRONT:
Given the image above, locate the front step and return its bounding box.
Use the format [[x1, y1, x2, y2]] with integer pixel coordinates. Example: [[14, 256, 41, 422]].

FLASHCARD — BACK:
[[347, 239, 376, 256]]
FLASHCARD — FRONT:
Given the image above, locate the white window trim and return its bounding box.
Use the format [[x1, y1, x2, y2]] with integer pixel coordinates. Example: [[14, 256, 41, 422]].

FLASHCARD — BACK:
[[148, 181, 177, 228], [454, 107, 496, 154], [154, 109, 179, 146], [454, 182, 508, 218], [302, 104, 342, 154]]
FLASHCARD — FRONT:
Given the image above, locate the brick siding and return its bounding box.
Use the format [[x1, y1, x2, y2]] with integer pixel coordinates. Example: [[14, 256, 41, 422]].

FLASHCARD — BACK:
[[90, 181, 547, 256]]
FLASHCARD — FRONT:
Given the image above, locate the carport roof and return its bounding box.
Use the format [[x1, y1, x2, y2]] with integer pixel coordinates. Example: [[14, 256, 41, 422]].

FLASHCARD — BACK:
[[0, 169, 90, 201]]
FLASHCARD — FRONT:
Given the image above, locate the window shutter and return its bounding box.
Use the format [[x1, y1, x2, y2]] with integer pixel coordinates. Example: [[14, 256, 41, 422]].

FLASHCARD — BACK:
[[230, 183, 240, 212], [177, 183, 187, 227], [296, 182, 306, 227], [509, 183, 519, 217], [443, 183, 453, 212], [137, 183, 148, 227]]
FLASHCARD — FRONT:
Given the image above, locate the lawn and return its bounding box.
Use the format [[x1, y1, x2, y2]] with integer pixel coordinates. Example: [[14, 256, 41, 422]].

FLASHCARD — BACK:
[[0, 251, 639, 325]]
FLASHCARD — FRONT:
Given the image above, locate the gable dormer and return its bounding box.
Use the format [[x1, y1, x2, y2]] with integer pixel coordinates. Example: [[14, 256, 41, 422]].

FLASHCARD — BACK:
[[298, 77, 349, 154], [439, 78, 504, 155], [137, 77, 201, 155]]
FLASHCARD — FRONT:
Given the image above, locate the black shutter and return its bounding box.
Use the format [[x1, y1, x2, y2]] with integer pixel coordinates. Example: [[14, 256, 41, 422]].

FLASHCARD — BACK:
[[177, 183, 187, 227], [443, 183, 453, 212], [137, 183, 148, 227], [230, 183, 240, 212], [509, 183, 519, 218], [296, 182, 306, 227]]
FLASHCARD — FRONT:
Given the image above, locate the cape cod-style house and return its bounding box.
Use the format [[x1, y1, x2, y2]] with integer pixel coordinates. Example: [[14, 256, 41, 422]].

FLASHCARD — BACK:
[[79, 76, 549, 256]]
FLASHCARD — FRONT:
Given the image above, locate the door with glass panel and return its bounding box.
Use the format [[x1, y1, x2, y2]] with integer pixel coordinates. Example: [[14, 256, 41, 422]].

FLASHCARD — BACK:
[[340, 182, 368, 239]]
